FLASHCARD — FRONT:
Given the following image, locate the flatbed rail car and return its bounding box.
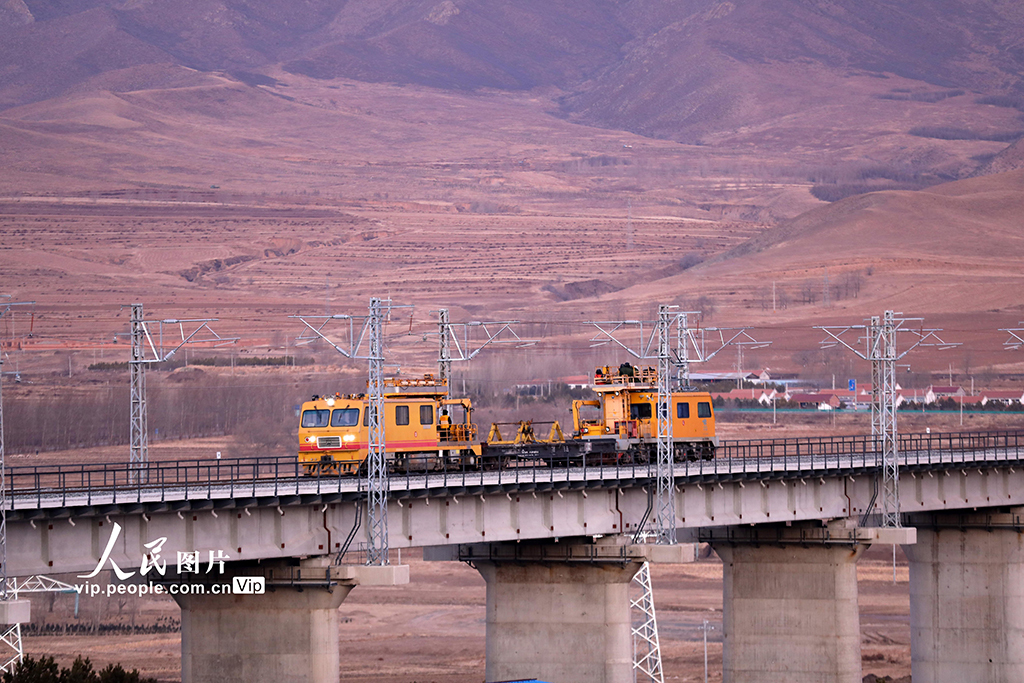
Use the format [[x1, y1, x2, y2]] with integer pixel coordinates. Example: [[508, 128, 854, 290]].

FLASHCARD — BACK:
[[484, 363, 717, 466], [297, 375, 479, 475]]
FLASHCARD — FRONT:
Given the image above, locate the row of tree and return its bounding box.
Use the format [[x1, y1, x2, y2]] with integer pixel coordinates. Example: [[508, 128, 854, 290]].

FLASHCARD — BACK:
[[3, 372, 346, 456]]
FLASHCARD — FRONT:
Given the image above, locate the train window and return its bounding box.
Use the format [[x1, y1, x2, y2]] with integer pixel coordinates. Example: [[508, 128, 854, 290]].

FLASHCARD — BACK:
[[697, 402, 712, 418], [301, 409, 330, 428], [630, 403, 652, 420], [330, 408, 360, 427], [363, 408, 369, 427], [395, 405, 410, 425], [420, 404, 434, 425], [677, 402, 690, 419]]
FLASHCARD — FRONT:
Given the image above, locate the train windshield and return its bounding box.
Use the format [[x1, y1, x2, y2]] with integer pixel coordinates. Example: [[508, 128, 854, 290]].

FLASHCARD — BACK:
[[301, 409, 330, 428], [330, 408, 360, 427], [697, 402, 712, 418]]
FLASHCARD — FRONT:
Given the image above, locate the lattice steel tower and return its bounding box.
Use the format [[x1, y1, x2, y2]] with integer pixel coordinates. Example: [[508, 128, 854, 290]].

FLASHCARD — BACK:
[[631, 561, 665, 683], [129, 303, 148, 482], [818, 311, 957, 527], [654, 306, 675, 545], [437, 308, 452, 388], [876, 311, 900, 528], [365, 298, 389, 565]]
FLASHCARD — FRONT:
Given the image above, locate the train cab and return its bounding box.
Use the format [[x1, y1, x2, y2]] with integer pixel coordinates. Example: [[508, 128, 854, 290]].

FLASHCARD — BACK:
[[572, 363, 717, 460]]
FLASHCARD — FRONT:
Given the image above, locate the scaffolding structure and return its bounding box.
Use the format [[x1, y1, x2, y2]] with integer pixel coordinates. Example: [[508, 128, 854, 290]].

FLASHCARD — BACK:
[[818, 311, 957, 527]]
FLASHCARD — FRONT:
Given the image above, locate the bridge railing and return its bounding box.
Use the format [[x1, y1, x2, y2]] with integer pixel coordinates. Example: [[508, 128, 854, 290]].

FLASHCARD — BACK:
[[5, 430, 1023, 508], [5, 456, 319, 508]]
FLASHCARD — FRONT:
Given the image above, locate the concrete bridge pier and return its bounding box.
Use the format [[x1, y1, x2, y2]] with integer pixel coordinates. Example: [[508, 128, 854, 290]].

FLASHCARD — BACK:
[[426, 536, 693, 683], [707, 522, 914, 683], [171, 558, 407, 683], [903, 512, 1024, 683]]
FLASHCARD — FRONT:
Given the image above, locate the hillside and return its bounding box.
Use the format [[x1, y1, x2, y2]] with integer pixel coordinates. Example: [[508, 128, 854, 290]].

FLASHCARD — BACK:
[[3, 0, 1024, 148], [606, 170, 1024, 343], [3, 1, 1024, 380]]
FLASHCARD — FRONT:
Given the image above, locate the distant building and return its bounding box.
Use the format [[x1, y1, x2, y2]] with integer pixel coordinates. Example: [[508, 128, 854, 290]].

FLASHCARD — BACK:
[[925, 385, 966, 404], [897, 390, 929, 407], [957, 395, 986, 408], [757, 388, 787, 405], [789, 393, 841, 410], [980, 390, 1024, 406], [710, 388, 762, 402]]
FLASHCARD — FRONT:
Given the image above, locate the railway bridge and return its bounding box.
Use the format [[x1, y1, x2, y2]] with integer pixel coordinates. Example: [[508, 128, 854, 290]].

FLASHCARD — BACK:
[[5, 429, 1024, 683]]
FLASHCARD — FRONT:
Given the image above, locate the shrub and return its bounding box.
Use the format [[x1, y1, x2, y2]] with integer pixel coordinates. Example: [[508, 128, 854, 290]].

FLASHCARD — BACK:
[[1, 657, 156, 683]]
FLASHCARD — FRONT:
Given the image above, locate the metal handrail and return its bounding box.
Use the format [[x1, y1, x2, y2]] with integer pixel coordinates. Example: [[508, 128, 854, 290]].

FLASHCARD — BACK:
[[4, 429, 1023, 510]]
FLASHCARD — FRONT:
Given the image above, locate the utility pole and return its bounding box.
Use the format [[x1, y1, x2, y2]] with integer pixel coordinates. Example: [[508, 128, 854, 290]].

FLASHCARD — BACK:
[[437, 308, 451, 387], [1, 576, 77, 673], [0, 358, 4, 604], [124, 305, 238, 483], [877, 311, 899, 528], [818, 311, 958, 527], [655, 306, 674, 545], [672, 316, 767, 390], [869, 316, 881, 442], [626, 199, 634, 252], [430, 309, 536, 390], [699, 619, 716, 683], [0, 299, 34, 672], [129, 304, 147, 483], [365, 298, 388, 566], [675, 313, 690, 388]]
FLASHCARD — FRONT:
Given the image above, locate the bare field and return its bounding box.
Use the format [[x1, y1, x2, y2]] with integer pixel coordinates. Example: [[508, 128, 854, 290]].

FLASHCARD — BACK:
[[0, 198, 766, 376]]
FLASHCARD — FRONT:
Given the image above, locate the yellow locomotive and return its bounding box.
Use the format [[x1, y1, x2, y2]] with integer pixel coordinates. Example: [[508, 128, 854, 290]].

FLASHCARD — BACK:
[[297, 375, 479, 475], [296, 364, 716, 475]]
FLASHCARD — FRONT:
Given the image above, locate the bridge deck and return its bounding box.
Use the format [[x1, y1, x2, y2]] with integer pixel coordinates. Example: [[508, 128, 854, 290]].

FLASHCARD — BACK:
[[6, 430, 1022, 519]]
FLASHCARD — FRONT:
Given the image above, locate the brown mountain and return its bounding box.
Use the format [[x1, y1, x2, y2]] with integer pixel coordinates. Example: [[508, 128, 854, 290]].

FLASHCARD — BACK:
[[4, 0, 1024, 144]]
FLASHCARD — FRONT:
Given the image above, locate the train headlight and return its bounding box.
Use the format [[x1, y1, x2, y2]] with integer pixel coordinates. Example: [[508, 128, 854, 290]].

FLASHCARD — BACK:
[[326, 398, 336, 407], [342, 434, 356, 442]]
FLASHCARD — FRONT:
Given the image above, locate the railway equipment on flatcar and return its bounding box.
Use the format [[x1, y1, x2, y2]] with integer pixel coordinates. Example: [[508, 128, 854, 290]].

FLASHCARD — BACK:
[[296, 364, 716, 475]]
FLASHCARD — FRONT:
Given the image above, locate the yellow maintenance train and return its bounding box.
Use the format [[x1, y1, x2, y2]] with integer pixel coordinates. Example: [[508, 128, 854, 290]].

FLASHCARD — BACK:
[[297, 363, 716, 475]]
